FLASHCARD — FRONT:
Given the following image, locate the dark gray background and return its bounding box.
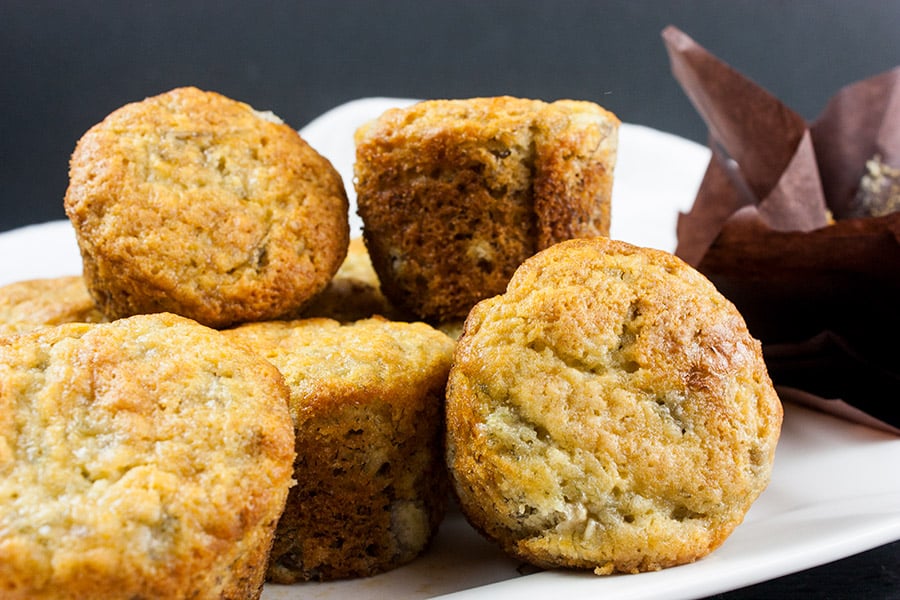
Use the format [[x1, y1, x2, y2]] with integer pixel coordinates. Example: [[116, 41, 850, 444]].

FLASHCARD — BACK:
[[1, 2, 899, 598], [3, 0, 900, 233]]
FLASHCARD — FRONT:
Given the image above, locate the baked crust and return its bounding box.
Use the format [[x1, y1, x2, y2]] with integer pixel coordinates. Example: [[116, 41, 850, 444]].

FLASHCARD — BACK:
[[298, 237, 406, 322], [0, 276, 106, 336], [224, 317, 455, 581], [354, 96, 619, 322], [446, 237, 782, 573], [65, 87, 349, 328], [0, 313, 295, 599]]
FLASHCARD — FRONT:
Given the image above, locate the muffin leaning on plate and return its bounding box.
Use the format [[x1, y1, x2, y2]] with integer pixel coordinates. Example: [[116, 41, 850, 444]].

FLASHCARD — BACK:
[[65, 86, 349, 328], [354, 96, 619, 323], [446, 237, 782, 574], [0, 313, 296, 599], [223, 316, 455, 582]]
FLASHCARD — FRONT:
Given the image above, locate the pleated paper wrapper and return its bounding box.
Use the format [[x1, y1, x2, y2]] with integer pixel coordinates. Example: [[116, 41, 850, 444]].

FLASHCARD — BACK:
[[664, 25, 900, 434]]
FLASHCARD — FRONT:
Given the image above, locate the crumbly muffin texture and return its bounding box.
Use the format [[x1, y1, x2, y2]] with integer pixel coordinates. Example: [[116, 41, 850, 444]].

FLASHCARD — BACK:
[[0, 276, 107, 336], [354, 96, 619, 322], [852, 154, 900, 218], [446, 237, 782, 574], [223, 317, 455, 582], [65, 86, 349, 328], [0, 313, 296, 599]]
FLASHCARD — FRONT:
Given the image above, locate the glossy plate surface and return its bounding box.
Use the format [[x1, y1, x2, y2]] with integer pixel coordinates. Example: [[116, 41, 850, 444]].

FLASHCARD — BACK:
[[2, 98, 899, 600]]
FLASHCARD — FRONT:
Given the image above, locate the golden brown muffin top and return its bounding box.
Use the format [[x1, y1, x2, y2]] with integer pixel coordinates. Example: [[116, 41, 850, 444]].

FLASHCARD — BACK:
[[355, 96, 617, 145], [64, 86, 349, 328], [0, 313, 295, 599], [446, 237, 782, 573], [0, 276, 106, 336], [223, 316, 455, 423]]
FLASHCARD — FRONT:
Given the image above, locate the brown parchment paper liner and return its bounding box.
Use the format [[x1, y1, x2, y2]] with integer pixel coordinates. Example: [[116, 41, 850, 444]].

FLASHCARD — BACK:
[[663, 25, 900, 435]]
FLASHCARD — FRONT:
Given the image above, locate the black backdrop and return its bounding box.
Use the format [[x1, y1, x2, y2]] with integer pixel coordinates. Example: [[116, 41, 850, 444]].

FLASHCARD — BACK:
[[2, 0, 900, 232], [1, 2, 900, 598]]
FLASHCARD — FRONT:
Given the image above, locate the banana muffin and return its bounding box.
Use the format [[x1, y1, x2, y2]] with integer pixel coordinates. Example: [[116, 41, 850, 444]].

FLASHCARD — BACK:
[[445, 237, 782, 574], [65, 86, 349, 328], [0, 276, 106, 336], [354, 96, 619, 322], [223, 317, 455, 582], [0, 313, 295, 599], [298, 237, 404, 322]]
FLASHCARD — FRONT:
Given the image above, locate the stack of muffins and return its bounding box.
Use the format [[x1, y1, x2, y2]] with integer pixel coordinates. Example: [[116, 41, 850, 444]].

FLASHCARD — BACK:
[[0, 87, 781, 598]]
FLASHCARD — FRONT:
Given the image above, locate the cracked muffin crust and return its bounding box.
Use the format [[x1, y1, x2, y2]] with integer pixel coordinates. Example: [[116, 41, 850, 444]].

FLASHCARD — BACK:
[[445, 237, 782, 574], [223, 317, 455, 582], [0, 313, 295, 599], [64, 86, 349, 328], [354, 96, 619, 323]]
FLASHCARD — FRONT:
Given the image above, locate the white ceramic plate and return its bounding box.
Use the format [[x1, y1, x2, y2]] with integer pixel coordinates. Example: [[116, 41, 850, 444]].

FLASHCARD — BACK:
[[2, 98, 899, 600]]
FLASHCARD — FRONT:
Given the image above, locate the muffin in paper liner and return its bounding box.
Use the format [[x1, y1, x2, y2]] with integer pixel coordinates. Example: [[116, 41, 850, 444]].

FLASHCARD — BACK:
[[663, 26, 900, 434]]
